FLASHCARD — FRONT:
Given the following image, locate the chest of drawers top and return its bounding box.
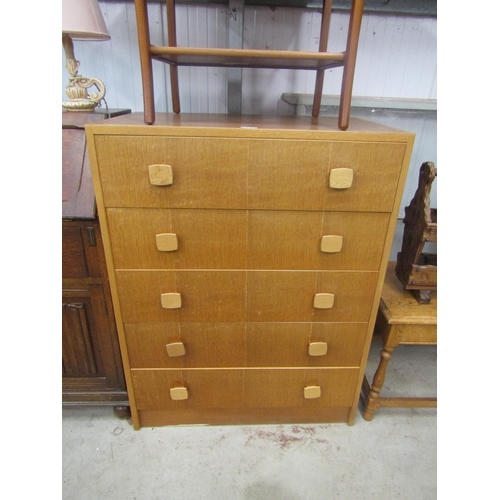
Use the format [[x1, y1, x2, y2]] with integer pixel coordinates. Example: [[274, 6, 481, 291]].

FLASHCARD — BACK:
[[86, 113, 413, 213]]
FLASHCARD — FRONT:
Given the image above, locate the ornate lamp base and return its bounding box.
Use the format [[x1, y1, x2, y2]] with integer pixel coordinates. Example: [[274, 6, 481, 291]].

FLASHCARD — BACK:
[[62, 98, 100, 111], [63, 75, 106, 112], [62, 35, 106, 112]]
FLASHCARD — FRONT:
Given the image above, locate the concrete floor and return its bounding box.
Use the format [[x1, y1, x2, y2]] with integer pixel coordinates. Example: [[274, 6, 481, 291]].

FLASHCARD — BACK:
[[62, 340, 437, 499]]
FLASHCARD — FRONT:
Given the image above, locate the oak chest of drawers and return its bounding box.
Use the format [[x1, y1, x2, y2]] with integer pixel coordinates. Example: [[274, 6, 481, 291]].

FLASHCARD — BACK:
[[86, 113, 414, 429]]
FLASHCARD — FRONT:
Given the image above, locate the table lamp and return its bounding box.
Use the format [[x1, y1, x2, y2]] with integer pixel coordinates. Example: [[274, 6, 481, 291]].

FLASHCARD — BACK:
[[62, 0, 110, 111]]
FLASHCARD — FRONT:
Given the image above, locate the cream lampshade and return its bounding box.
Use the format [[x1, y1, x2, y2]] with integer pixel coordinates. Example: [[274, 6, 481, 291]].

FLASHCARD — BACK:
[[62, 0, 111, 111]]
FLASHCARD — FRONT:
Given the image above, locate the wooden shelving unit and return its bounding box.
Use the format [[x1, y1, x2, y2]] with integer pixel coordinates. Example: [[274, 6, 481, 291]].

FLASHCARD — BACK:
[[134, 0, 365, 129]]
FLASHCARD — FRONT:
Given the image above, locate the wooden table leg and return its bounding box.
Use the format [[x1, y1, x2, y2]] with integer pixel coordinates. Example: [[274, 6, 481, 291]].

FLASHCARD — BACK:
[[362, 344, 395, 420]]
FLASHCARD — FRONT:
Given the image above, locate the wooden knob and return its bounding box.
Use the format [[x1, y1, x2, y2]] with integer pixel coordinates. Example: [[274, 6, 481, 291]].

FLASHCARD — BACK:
[[329, 168, 353, 189], [321, 235, 343, 253], [156, 233, 178, 252], [170, 387, 188, 401], [166, 342, 186, 357], [161, 292, 182, 309], [313, 293, 335, 309], [149, 164, 173, 186], [304, 386, 321, 399], [308, 342, 328, 356]]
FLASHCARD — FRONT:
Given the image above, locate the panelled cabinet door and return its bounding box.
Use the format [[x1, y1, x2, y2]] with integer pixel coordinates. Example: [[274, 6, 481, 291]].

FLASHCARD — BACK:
[[62, 222, 127, 404], [62, 286, 122, 389]]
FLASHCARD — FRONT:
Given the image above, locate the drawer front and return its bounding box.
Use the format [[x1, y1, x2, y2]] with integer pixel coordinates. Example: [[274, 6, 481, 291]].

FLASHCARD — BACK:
[[107, 207, 247, 270], [248, 140, 405, 212], [95, 136, 405, 212], [95, 136, 249, 209], [115, 270, 378, 323], [246, 271, 378, 323], [131, 368, 359, 410], [107, 208, 389, 271], [125, 322, 367, 368], [247, 210, 389, 271], [116, 270, 247, 323]]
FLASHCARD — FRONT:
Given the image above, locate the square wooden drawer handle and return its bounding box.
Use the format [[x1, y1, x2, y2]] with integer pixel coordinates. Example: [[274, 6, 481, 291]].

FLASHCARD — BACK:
[[313, 293, 335, 309], [170, 387, 188, 401], [161, 292, 182, 309], [149, 164, 173, 186], [321, 235, 343, 253], [329, 168, 353, 189], [308, 342, 328, 356], [304, 386, 321, 399], [156, 233, 178, 252], [166, 342, 186, 357]]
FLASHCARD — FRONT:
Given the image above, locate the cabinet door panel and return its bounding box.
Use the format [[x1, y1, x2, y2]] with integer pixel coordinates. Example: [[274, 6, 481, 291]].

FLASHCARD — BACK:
[[62, 286, 122, 391], [62, 292, 99, 376]]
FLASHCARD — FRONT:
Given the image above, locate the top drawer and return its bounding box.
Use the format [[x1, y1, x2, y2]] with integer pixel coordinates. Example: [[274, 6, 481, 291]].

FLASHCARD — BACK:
[[93, 136, 406, 212]]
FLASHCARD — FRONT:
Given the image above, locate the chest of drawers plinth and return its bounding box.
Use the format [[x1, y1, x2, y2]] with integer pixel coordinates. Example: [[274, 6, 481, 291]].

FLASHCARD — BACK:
[[86, 113, 414, 429]]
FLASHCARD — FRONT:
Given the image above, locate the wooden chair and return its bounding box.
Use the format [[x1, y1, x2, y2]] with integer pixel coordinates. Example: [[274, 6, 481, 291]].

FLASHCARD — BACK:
[[395, 162, 437, 304], [134, 0, 365, 129]]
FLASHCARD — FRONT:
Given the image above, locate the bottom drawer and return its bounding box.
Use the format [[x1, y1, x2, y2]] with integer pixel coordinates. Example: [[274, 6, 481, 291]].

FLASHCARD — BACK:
[[131, 368, 359, 411]]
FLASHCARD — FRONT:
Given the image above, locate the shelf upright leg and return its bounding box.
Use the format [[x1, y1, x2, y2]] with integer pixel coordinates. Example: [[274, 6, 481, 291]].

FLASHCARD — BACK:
[[338, 0, 365, 130], [135, 0, 155, 124], [166, 0, 181, 114], [312, 0, 333, 118]]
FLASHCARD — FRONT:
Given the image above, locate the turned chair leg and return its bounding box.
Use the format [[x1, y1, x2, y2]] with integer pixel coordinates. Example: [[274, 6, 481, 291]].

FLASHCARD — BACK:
[[362, 344, 394, 420]]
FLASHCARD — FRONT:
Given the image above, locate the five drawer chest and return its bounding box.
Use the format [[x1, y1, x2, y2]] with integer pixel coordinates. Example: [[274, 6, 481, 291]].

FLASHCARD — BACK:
[[86, 113, 414, 429]]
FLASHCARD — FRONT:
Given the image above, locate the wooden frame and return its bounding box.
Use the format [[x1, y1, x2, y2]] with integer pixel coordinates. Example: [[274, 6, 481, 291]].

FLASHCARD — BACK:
[[134, 0, 365, 129]]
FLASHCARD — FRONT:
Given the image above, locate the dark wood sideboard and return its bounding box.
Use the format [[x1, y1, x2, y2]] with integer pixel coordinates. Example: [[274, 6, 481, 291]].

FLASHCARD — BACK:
[[62, 109, 131, 417]]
